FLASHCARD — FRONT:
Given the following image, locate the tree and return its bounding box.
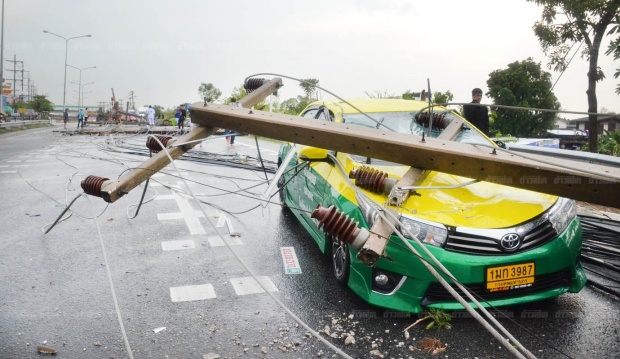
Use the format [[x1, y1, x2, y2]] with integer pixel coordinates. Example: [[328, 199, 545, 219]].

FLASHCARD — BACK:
[[607, 16, 620, 94], [299, 78, 319, 101], [433, 90, 454, 105], [198, 82, 222, 103], [31, 95, 54, 112], [528, 0, 620, 151], [275, 96, 309, 115], [228, 84, 268, 111], [487, 58, 560, 137]]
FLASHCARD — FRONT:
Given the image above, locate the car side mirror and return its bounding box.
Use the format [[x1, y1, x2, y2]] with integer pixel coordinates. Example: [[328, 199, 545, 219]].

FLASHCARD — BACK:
[[494, 140, 506, 149], [298, 145, 329, 161]]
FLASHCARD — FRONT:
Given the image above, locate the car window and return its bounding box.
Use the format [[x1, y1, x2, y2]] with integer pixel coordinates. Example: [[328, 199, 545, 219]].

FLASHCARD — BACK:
[[345, 110, 492, 165], [343, 111, 491, 145], [302, 108, 319, 119]]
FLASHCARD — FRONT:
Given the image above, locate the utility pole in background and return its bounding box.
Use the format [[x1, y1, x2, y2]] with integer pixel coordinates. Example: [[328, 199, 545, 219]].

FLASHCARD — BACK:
[[0, 0, 4, 118], [5, 55, 22, 106]]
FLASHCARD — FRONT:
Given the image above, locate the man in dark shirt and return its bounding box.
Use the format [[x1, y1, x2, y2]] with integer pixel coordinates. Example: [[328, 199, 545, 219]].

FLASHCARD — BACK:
[[178, 105, 187, 131], [463, 88, 489, 136]]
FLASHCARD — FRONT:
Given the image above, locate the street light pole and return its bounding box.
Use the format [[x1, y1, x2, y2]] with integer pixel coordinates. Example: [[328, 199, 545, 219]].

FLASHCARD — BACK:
[[82, 81, 94, 109], [66, 64, 95, 109], [42, 30, 91, 112], [1, 0, 5, 118]]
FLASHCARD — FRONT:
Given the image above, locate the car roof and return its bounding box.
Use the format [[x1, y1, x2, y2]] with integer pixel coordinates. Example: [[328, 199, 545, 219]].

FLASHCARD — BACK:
[[307, 98, 438, 114]]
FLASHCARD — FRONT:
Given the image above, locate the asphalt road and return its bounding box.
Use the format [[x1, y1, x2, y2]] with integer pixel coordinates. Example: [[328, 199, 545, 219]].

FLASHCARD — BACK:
[[1, 125, 619, 359]]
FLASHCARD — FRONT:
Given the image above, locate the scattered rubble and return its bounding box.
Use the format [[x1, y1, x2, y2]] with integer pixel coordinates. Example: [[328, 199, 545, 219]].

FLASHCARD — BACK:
[[36, 345, 57, 355]]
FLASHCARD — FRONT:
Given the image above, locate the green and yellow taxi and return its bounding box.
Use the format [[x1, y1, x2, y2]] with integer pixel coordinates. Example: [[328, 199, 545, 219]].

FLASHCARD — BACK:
[[276, 98, 586, 313]]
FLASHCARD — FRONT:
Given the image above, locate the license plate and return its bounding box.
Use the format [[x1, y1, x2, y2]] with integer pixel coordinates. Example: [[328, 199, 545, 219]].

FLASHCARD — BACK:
[[486, 262, 535, 292]]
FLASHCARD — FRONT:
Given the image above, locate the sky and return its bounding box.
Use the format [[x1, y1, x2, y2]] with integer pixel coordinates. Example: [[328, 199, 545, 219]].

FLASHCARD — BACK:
[[3, 0, 619, 118]]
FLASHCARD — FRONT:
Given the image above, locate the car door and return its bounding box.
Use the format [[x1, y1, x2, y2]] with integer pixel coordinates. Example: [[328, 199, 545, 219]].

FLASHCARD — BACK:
[[296, 106, 335, 250]]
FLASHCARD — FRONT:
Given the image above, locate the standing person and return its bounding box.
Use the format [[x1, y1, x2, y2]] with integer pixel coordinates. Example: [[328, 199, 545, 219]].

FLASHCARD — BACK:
[[84, 108, 89, 127], [63, 108, 69, 129], [77, 108, 85, 129], [463, 88, 489, 136], [225, 98, 237, 146], [146, 105, 156, 128], [178, 104, 187, 131], [174, 106, 181, 127]]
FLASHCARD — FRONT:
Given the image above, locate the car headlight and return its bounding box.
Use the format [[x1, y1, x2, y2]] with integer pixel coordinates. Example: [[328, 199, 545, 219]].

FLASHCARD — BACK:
[[548, 197, 577, 234], [399, 216, 448, 247], [356, 193, 380, 228]]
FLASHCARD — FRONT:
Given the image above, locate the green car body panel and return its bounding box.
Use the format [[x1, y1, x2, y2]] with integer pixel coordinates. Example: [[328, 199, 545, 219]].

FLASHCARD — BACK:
[[277, 99, 587, 314]]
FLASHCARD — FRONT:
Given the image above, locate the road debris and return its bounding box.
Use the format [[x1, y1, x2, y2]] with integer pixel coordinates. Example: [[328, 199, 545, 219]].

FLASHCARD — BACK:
[[36, 344, 57, 354], [418, 337, 447, 355]]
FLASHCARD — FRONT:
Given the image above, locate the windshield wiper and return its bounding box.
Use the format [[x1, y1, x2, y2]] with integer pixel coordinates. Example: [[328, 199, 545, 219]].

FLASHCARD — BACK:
[[375, 117, 385, 129]]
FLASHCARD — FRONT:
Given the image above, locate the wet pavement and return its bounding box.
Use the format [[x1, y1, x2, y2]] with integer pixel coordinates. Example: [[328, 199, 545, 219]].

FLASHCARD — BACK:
[[1, 125, 619, 359]]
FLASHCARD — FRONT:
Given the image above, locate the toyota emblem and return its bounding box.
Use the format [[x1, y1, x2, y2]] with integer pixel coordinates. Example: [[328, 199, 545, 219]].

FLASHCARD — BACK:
[[500, 233, 521, 251]]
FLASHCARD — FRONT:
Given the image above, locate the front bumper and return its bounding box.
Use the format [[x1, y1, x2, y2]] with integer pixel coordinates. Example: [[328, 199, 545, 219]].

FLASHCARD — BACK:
[[347, 218, 586, 313]]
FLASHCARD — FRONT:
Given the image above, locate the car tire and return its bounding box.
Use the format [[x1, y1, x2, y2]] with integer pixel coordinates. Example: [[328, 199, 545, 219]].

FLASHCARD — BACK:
[[277, 172, 289, 210], [332, 237, 351, 286]]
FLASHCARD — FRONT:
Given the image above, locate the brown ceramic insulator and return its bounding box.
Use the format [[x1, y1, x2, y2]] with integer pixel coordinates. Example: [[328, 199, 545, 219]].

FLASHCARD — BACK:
[[243, 78, 266, 93], [311, 204, 360, 245], [146, 135, 173, 153], [349, 166, 388, 193], [81, 175, 110, 197], [415, 112, 449, 130]]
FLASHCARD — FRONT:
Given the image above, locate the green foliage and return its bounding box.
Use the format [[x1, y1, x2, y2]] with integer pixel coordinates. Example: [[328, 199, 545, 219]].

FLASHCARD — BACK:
[[401, 90, 418, 100], [13, 95, 54, 112], [299, 78, 319, 101], [228, 84, 267, 111], [528, 0, 620, 151], [604, 17, 620, 94], [433, 90, 454, 105], [198, 82, 222, 103], [599, 130, 620, 156], [152, 105, 165, 118], [273, 96, 309, 115], [423, 309, 452, 331], [583, 130, 620, 156], [486, 58, 560, 137]]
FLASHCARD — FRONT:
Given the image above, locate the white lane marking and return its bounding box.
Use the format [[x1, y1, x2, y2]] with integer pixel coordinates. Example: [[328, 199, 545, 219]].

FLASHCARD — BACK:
[[155, 194, 174, 199], [172, 190, 205, 234], [170, 284, 216, 302], [158, 211, 206, 220], [0, 165, 9, 167], [161, 239, 196, 251], [207, 235, 243, 247], [225, 218, 240, 236], [7, 160, 21, 163], [230, 276, 278, 296], [216, 213, 226, 227], [1, 171, 17, 174], [13, 165, 30, 167], [281, 247, 302, 274], [25, 160, 40, 162]]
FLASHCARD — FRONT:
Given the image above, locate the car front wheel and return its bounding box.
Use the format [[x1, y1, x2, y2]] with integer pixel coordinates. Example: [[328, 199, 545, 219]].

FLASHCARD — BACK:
[[277, 173, 288, 209], [332, 237, 350, 286]]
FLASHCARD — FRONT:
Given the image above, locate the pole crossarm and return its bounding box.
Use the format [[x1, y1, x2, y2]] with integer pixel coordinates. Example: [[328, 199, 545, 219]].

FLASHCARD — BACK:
[[189, 103, 620, 208], [100, 126, 218, 203]]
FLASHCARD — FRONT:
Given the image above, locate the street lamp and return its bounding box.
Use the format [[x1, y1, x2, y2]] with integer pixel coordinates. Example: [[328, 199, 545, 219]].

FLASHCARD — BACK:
[[66, 64, 95, 109], [42, 30, 91, 112], [81, 81, 94, 109]]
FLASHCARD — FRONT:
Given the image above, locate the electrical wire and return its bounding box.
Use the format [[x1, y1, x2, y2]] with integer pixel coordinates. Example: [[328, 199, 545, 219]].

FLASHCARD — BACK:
[[85, 194, 135, 359], [325, 153, 537, 359], [149, 135, 355, 359]]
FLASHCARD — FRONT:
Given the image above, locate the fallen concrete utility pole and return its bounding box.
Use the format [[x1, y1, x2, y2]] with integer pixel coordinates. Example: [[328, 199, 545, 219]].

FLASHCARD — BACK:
[[189, 102, 620, 209]]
